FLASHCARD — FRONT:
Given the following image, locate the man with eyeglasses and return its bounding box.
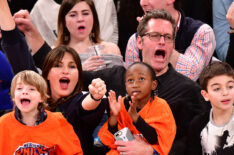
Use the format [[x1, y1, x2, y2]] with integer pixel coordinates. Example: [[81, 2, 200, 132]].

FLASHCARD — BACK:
[[115, 10, 207, 155], [125, 0, 216, 82]]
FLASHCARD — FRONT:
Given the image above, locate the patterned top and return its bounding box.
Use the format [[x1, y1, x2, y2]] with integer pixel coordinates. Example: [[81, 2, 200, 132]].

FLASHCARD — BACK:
[[200, 108, 234, 154], [125, 24, 216, 81]]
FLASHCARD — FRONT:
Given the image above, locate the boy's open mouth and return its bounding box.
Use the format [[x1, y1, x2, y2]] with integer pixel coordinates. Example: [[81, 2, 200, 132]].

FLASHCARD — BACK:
[[20, 98, 30, 105]]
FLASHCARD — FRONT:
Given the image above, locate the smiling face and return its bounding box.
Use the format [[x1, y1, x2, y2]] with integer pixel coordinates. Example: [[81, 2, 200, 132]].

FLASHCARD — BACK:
[[13, 79, 42, 115], [201, 75, 234, 112], [137, 18, 174, 76], [65, 1, 93, 42], [47, 52, 79, 102], [125, 63, 157, 104]]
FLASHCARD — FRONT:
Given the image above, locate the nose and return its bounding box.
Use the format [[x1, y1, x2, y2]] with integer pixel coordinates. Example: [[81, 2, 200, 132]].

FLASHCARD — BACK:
[[62, 66, 69, 74], [22, 89, 28, 95], [132, 81, 140, 88], [222, 88, 229, 96], [158, 36, 166, 45], [77, 15, 84, 22]]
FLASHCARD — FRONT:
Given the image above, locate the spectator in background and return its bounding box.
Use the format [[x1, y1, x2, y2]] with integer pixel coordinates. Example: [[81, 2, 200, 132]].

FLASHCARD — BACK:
[[14, 0, 123, 72], [125, 0, 216, 81], [213, 0, 233, 61], [30, 0, 118, 47]]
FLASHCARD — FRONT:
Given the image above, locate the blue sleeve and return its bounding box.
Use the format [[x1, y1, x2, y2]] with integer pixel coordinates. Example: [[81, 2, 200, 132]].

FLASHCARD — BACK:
[[0, 51, 13, 110], [212, 0, 233, 61], [0, 51, 13, 83]]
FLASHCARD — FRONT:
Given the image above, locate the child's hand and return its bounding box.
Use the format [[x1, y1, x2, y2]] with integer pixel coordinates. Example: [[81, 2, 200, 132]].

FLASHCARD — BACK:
[[128, 95, 139, 122], [108, 90, 121, 116], [88, 78, 106, 101]]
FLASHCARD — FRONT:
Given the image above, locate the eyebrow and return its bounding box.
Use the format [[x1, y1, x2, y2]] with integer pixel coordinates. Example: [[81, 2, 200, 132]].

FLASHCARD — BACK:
[[68, 9, 90, 13], [210, 83, 219, 87], [228, 80, 234, 84], [210, 80, 234, 87], [68, 61, 76, 64], [138, 73, 146, 76], [146, 31, 172, 35]]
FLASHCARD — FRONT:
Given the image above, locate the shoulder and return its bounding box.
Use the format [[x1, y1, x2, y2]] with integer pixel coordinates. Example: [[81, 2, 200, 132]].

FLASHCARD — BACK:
[[0, 112, 14, 125], [180, 15, 210, 36], [100, 41, 121, 55], [195, 23, 214, 36], [153, 97, 172, 111], [183, 16, 214, 37], [154, 96, 169, 106], [170, 67, 200, 88], [128, 33, 137, 42], [126, 33, 138, 50], [46, 110, 70, 126], [168, 69, 203, 97], [31, 0, 59, 9], [93, 0, 113, 5]]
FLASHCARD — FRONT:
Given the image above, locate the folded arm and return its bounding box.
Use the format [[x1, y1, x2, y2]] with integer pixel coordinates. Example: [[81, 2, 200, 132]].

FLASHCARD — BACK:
[[175, 24, 215, 81]]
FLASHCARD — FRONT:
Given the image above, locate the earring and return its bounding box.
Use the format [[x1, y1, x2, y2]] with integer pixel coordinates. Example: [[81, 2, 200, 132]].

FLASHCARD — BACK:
[[89, 32, 95, 42], [64, 35, 69, 42]]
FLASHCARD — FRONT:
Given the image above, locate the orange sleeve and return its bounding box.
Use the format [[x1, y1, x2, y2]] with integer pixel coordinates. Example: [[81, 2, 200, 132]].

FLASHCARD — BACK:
[[143, 98, 176, 155], [98, 98, 128, 152]]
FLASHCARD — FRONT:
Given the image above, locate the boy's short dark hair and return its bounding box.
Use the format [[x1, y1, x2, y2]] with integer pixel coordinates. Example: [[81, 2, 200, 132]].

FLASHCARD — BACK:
[[199, 62, 234, 91]]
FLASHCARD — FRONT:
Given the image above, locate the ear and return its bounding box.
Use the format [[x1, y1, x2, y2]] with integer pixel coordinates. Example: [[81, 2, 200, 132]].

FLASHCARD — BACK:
[[152, 80, 157, 91], [136, 35, 143, 50], [201, 90, 210, 102], [40, 98, 44, 103]]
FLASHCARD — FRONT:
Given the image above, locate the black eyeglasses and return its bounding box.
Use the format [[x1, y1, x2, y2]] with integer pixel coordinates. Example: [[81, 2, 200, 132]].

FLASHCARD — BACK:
[[142, 32, 174, 43]]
